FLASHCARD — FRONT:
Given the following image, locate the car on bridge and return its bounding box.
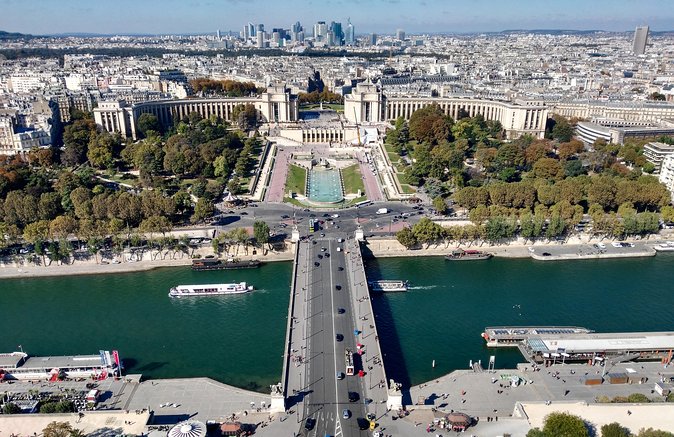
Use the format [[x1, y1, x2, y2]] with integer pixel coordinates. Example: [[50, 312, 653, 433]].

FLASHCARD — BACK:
[[357, 418, 370, 430], [336, 334, 343, 342], [335, 284, 341, 290], [337, 308, 345, 314], [348, 391, 359, 402], [336, 372, 345, 380], [342, 409, 351, 419], [304, 418, 316, 430]]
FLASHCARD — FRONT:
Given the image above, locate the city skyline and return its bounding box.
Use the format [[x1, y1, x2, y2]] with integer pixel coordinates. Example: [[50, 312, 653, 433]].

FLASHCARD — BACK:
[[1, 0, 674, 36]]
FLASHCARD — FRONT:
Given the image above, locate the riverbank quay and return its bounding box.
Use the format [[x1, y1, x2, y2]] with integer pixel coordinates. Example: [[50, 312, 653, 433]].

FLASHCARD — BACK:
[[406, 361, 674, 429], [0, 376, 279, 432], [0, 245, 293, 279], [0, 410, 150, 436], [362, 235, 665, 261]]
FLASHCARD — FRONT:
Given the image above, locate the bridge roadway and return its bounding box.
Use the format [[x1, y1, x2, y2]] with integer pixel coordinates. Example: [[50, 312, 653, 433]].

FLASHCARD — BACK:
[[283, 237, 390, 437]]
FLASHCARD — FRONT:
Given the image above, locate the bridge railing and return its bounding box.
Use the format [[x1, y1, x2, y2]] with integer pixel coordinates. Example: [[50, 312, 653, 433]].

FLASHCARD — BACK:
[[280, 240, 301, 403]]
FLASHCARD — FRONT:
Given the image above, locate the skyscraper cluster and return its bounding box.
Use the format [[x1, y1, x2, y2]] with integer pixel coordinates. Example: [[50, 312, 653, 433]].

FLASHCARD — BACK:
[[240, 18, 356, 48]]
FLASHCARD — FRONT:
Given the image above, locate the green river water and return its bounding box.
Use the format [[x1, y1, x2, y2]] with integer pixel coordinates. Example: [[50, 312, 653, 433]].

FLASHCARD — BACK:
[[1, 254, 673, 392]]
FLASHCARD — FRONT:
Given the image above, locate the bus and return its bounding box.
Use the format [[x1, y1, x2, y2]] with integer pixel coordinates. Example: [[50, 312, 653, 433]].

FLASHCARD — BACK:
[[345, 349, 354, 376], [309, 218, 316, 233], [354, 200, 372, 208]]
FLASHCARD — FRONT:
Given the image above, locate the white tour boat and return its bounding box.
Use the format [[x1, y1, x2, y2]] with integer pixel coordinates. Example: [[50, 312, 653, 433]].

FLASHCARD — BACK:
[[169, 282, 253, 298]]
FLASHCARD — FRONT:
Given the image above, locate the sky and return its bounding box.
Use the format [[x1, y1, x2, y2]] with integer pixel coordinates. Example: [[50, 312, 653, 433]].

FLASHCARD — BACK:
[[1, 0, 674, 36]]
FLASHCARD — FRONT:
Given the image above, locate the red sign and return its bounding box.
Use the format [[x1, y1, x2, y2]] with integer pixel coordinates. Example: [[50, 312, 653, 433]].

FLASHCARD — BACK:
[[112, 350, 120, 367]]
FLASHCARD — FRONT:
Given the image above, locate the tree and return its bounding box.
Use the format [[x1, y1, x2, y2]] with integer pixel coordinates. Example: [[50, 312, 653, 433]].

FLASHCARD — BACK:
[[42, 421, 85, 437], [587, 176, 618, 211], [551, 116, 574, 142], [191, 197, 214, 224], [409, 105, 454, 145], [432, 197, 448, 215], [253, 220, 270, 248], [49, 215, 78, 240], [232, 104, 259, 130], [627, 393, 651, 403], [62, 118, 97, 166], [542, 412, 588, 437], [526, 429, 546, 437], [484, 216, 516, 243], [87, 131, 118, 169], [546, 213, 567, 239], [396, 227, 418, 249], [637, 429, 674, 437], [453, 186, 489, 210], [532, 158, 564, 181], [411, 217, 444, 248], [601, 422, 630, 437], [227, 176, 241, 195], [2, 402, 21, 414], [136, 113, 162, 138]]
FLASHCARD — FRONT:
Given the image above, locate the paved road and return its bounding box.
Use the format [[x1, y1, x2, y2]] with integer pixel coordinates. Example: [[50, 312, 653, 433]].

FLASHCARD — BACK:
[[297, 239, 369, 437], [213, 202, 428, 239]]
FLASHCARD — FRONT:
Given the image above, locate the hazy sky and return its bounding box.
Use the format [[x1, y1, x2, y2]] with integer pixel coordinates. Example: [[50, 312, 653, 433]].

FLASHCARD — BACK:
[[2, 0, 673, 35]]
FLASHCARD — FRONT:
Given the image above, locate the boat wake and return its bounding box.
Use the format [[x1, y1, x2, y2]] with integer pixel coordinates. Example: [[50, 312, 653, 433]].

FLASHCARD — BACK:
[[408, 285, 439, 291]]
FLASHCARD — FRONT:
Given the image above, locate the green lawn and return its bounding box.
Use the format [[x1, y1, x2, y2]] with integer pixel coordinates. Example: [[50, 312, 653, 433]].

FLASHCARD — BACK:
[[341, 165, 366, 195], [285, 164, 307, 196], [400, 184, 417, 194], [300, 104, 345, 112]]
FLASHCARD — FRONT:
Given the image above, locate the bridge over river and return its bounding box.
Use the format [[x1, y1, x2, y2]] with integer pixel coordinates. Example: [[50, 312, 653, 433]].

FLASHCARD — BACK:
[[277, 236, 402, 436]]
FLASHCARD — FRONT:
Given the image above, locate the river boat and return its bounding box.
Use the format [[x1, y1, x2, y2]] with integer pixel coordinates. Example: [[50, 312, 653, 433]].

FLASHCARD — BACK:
[[653, 241, 674, 252], [169, 282, 253, 298], [0, 350, 121, 381], [191, 258, 262, 271], [368, 280, 408, 292], [445, 248, 493, 261]]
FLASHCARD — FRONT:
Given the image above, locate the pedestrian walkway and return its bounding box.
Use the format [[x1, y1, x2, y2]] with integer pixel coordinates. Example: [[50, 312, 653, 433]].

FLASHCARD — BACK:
[[344, 239, 394, 414]]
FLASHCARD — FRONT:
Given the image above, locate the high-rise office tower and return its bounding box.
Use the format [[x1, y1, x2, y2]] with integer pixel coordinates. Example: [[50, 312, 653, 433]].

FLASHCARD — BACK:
[[326, 30, 335, 46], [314, 21, 327, 40], [633, 25, 649, 55], [257, 24, 264, 33], [243, 24, 250, 40], [330, 21, 343, 45], [257, 31, 265, 48], [292, 21, 302, 34], [345, 18, 355, 45], [248, 22, 256, 38], [369, 33, 377, 46], [216, 29, 221, 39], [396, 29, 405, 41]]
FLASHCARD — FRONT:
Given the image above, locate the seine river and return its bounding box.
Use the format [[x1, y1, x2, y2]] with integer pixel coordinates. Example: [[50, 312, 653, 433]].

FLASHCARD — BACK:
[[2, 254, 673, 392]]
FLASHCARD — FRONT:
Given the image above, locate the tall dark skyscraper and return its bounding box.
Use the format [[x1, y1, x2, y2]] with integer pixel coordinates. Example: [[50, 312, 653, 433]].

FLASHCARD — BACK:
[[632, 25, 649, 55], [330, 21, 344, 45]]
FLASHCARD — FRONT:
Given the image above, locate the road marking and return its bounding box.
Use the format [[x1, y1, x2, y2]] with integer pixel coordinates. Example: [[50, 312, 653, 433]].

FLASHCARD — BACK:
[[328, 240, 344, 436], [334, 418, 344, 437]]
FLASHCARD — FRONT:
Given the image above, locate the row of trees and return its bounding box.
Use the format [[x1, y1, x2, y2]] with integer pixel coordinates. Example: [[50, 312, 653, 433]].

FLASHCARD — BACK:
[[210, 221, 271, 256], [452, 176, 669, 213], [297, 90, 344, 104], [527, 412, 673, 437], [189, 78, 263, 97]]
